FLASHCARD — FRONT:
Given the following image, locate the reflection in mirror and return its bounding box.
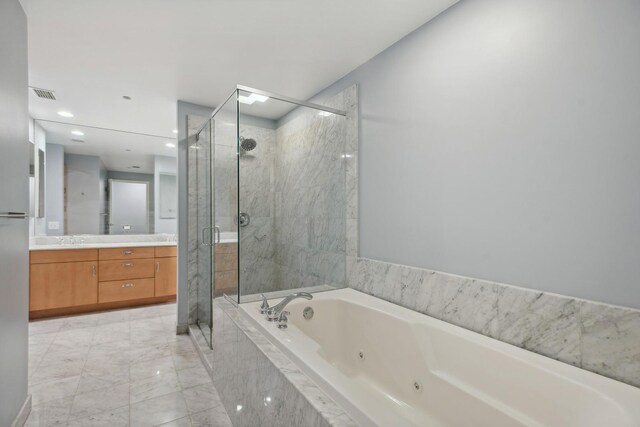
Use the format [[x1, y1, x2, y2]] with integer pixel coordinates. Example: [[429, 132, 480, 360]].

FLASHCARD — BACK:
[[28, 141, 35, 217], [159, 173, 177, 219], [108, 179, 149, 234], [35, 148, 45, 218], [31, 120, 177, 236]]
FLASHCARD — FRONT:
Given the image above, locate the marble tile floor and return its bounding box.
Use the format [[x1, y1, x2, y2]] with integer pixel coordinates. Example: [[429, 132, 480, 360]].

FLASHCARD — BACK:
[[26, 303, 232, 427]]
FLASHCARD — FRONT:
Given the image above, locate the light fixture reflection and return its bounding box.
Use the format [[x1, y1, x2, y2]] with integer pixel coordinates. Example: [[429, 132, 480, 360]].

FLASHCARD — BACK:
[[238, 93, 269, 105]]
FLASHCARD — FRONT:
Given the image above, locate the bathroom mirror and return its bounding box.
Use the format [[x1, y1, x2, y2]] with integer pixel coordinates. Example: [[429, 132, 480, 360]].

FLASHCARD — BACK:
[[28, 141, 35, 217], [159, 173, 177, 219], [32, 146, 45, 218], [31, 120, 177, 236]]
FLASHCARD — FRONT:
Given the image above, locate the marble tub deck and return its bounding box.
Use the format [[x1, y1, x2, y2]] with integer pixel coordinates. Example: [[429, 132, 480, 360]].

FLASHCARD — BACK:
[[26, 303, 232, 427]]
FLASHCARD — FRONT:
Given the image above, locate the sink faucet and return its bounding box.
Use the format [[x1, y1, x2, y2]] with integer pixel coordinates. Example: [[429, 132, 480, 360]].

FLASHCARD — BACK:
[[266, 292, 313, 321]]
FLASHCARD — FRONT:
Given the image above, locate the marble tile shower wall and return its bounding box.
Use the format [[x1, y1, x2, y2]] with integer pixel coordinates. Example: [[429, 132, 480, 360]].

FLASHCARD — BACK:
[[239, 124, 278, 295], [213, 117, 239, 233], [348, 257, 640, 388], [272, 88, 355, 292]]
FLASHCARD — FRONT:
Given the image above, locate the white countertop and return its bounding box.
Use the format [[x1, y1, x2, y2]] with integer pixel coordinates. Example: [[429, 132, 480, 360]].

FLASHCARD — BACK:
[[28, 233, 238, 250], [29, 241, 178, 251]]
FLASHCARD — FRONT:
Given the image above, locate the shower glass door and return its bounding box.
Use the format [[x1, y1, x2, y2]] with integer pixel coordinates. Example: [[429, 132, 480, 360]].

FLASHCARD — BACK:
[[190, 90, 240, 348], [193, 118, 214, 346], [211, 92, 239, 304]]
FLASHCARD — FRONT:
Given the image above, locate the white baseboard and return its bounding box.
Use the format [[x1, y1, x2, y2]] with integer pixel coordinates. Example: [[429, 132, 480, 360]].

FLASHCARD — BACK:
[[10, 394, 31, 427]]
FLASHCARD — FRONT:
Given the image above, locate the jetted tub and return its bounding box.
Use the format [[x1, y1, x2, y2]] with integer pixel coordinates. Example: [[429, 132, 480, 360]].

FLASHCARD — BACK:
[[241, 288, 640, 427]]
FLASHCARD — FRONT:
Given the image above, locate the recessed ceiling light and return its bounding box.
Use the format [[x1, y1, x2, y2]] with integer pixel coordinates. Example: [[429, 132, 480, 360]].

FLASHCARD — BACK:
[[165, 143, 176, 148], [71, 130, 84, 136], [238, 93, 269, 105], [57, 111, 74, 118], [122, 95, 131, 100], [250, 94, 268, 103]]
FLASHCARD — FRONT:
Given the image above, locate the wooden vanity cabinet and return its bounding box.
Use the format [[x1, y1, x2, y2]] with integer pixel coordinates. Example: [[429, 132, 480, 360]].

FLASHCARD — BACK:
[[29, 245, 177, 319], [30, 259, 98, 310], [154, 256, 177, 297]]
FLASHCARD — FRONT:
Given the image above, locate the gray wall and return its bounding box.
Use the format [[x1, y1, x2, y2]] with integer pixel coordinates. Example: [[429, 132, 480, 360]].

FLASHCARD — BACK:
[[65, 153, 102, 234], [0, 0, 29, 424], [45, 143, 65, 235], [315, 0, 640, 309]]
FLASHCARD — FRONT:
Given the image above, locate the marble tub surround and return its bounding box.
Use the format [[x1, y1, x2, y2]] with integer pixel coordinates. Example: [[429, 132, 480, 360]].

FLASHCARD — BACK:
[[349, 257, 640, 388], [189, 299, 356, 427], [25, 302, 232, 426]]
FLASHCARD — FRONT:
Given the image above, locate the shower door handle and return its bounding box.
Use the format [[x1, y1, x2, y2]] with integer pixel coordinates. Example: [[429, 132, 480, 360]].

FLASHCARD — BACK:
[[0, 212, 28, 219], [201, 227, 213, 246], [213, 226, 220, 244]]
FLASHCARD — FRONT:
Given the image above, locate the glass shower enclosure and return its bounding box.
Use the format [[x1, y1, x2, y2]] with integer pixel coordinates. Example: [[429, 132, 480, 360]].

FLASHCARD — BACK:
[[189, 85, 349, 347]]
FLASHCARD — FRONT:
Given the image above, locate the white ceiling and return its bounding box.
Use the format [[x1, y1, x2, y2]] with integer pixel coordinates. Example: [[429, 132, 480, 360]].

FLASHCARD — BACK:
[[38, 120, 175, 174], [22, 0, 457, 140]]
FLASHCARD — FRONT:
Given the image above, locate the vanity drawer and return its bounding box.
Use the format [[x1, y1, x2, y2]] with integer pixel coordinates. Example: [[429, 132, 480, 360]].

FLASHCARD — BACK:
[[99, 247, 155, 261], [99, 258, 155, 281], [98, 278, 155, 303], [30, 249, 98, 264], [155, 246, 176, 258]]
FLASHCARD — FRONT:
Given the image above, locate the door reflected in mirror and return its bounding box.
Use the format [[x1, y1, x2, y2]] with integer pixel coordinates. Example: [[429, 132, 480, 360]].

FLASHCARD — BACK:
[[31, 120, 177, 236]]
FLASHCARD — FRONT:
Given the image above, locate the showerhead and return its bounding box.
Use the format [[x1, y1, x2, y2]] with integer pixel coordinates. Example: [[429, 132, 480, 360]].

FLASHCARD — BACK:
[[240, 137, 257, 152]]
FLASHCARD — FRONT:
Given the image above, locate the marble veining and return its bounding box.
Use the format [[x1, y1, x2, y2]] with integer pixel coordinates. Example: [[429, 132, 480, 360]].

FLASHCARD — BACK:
[[269, 86, 357, 295], [25, 303, 233, 427], [239, 124, 278, 296], [349, 257, 640, 388], [189, 299, 356, 427]]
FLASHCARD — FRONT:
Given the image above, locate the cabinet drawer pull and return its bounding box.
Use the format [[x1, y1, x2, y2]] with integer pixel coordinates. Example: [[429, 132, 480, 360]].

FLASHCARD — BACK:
[[121, 282, 134, 288], [156, 261, 160, 273], [122, 262, 134, 268], [92, 264, 97, 276], [122, 250, 134, 255]]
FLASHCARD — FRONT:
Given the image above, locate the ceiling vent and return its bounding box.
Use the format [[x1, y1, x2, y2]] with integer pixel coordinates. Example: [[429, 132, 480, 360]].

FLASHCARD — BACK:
[[31, 87, 56, 100], [71, 139, 84, 143]]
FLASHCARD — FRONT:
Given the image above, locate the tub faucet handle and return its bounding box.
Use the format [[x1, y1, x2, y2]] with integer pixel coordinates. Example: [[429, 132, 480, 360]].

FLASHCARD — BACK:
[[277, 311, 290, 329], [259, 294, 270, 314]]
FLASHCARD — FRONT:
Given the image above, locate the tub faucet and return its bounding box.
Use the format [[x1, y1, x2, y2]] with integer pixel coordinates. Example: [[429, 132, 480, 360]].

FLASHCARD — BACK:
[[266, 292, 313, 321]]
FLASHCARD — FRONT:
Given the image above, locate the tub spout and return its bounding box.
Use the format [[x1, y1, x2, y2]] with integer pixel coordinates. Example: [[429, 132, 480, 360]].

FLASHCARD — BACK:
[[266, 292, 313, 321]]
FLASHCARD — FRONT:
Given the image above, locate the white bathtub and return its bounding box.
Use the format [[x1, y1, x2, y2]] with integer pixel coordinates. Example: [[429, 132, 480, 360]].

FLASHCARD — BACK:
[[241, 288, 640, 427]]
